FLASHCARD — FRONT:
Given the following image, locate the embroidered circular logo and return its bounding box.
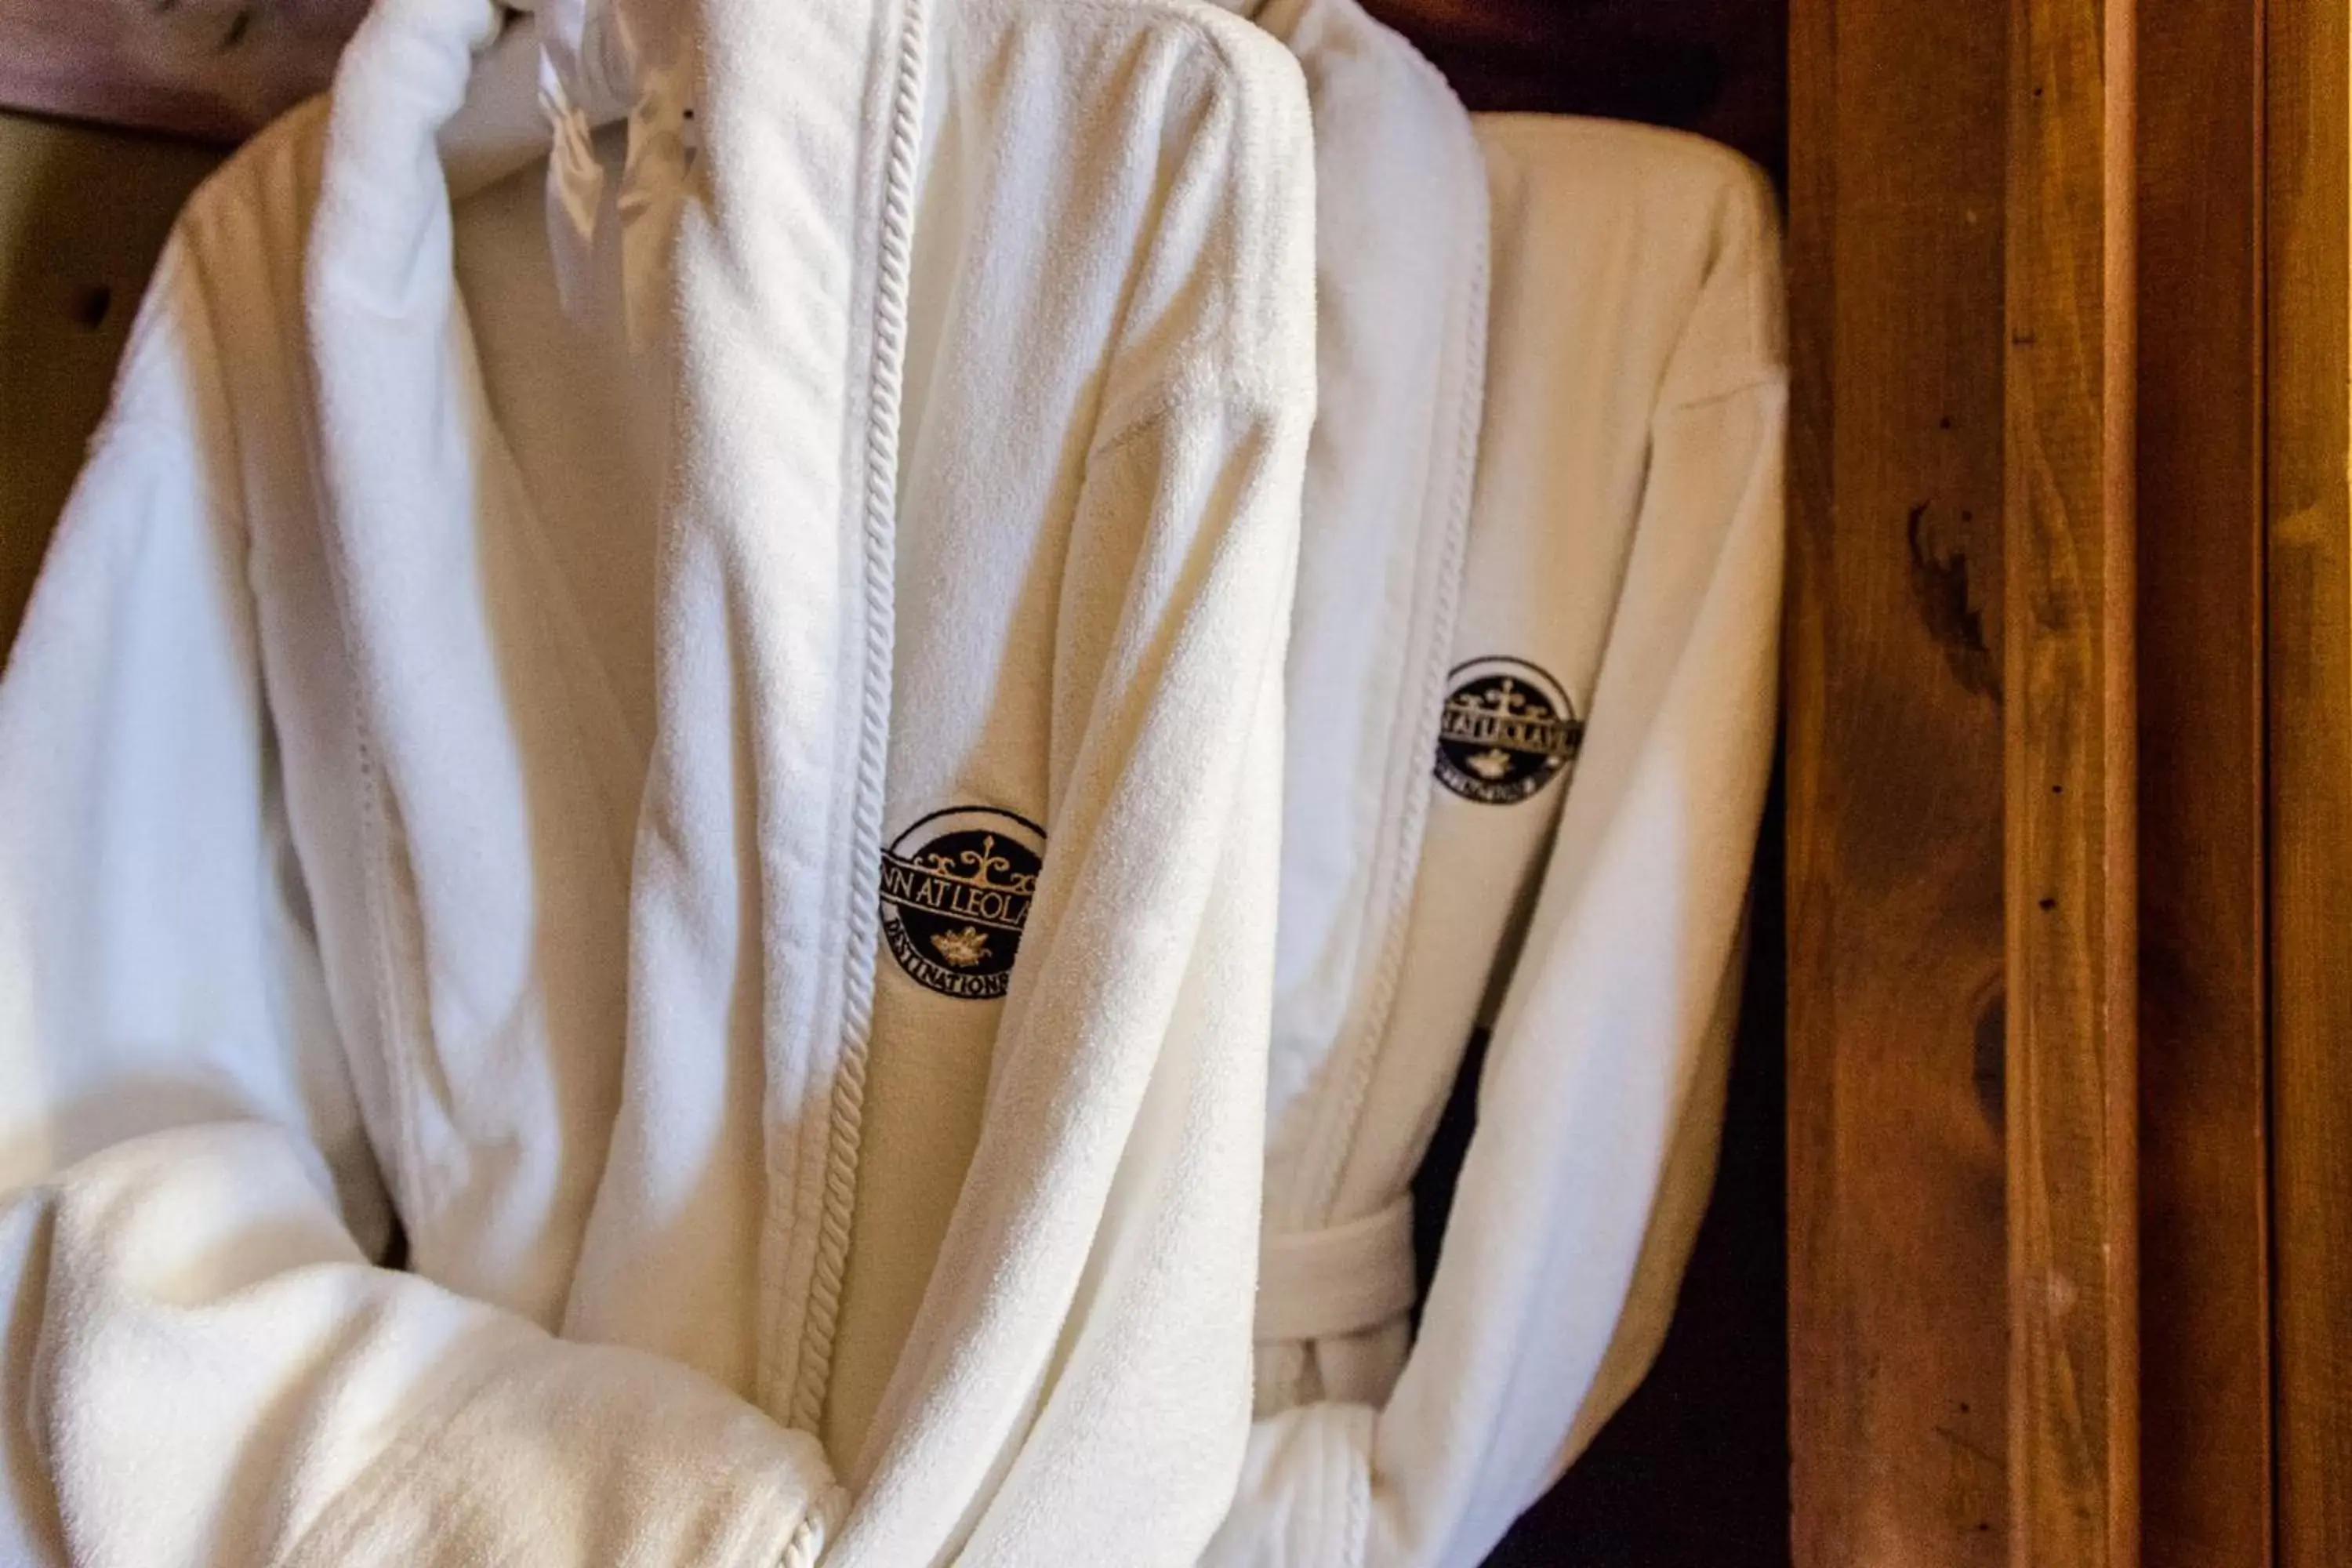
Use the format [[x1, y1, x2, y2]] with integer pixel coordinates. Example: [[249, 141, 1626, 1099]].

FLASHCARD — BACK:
[[879, 806, 1046, 1000], [1433, 656, 1583, 805]]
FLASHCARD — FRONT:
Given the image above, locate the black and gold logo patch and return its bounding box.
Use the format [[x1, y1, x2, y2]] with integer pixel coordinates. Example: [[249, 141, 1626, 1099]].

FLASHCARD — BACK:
[[879, 806, 1046, 1000], [1434, 656, 1582, 805]]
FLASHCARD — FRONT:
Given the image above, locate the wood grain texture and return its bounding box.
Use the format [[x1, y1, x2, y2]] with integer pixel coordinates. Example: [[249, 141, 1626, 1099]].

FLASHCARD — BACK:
[[2133, 2, 2274, 1563], [1786, 2, 2012, 1563], [0, 0, 361, 143], [2003, 1, 2139, 1564], [2266, 1, 2352, 1563]]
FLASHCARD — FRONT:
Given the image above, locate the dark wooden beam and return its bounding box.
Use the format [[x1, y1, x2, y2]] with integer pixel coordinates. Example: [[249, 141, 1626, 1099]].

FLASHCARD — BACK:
[[2002, 1, 2140, 1562], [2134, 1, 2273, 1563], [1787, 1, 2012, 1562], [2266, 2, 2352, 1564]]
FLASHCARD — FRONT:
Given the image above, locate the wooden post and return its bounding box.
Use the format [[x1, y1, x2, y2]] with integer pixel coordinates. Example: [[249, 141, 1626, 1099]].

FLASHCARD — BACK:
[[2267, 2, 2352, 1564], [1793, 2, 2148, 1563], [1787, 2, 2013, 1562], [2134, 2, 2272, 1564], [2003, 2, 2140, 1566]]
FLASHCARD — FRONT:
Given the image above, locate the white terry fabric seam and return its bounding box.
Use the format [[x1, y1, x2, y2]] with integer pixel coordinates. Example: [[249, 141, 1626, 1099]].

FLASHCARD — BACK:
[[276, 1335, 526, 1563], [779, 0, 926, 1437], [1282, 26, 1490, 1245], [177, 98, 430, 1253], [303, 0, 514, 1294]]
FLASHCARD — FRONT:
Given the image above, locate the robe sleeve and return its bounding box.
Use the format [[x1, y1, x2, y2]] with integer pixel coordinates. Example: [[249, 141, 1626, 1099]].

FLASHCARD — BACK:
[[826, 34, 1318, 1563], [1206, 192, 1786, 1568], [0, 236, 837, 1568], [833, 398, 1302, 1568]]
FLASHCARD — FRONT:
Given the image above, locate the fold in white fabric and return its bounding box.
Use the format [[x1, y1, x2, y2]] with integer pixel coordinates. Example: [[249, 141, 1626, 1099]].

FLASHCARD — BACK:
[[1194, 2, 1488, 1399], [1255, 1197, 1417, 1344], [0, 2, 1315, 1563]]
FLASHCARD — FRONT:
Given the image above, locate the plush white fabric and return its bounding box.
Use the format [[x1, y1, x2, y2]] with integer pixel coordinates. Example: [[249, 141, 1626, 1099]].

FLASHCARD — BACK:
[[1199, 0, 1490, 1426], [1207, 114, 1785, 1567], [1202, 2, 1487, 1328], [0, 1, 1314, 1563]]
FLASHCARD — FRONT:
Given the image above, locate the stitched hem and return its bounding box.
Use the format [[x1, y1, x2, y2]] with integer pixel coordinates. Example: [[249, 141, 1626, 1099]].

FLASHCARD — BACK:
[[276, 1331, 522, 1566], [781, 0, 927, 1438], [1287, 56, 1491, 1235], [1090, 372, 1310, 459]]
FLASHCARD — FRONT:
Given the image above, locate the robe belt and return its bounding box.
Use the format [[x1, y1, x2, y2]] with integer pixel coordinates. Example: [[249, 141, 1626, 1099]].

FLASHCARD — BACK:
[[1254, 1196, 1417, 1342]]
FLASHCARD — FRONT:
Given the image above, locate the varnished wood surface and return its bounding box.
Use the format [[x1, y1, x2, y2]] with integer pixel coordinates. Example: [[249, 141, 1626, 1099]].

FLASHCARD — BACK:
[[2266, 2, 2352, 1565], [1786, 2, 2011, 1563], [0, 0, 359, 143], [2002, 2, 2139, 1563], [2133, 2, 2274, 1563]]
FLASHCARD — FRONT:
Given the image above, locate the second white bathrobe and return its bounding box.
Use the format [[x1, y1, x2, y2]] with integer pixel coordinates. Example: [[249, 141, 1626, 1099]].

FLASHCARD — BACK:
[[1213, 114, 1787, 1568]]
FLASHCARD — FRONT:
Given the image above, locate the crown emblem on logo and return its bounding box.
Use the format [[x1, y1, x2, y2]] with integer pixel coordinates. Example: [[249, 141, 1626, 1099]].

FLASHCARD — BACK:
[[1465, 748, 1514, 781], [1450, 677, 1538, 718], [930, 926, 992, 968], [909, 834, 1039, 896]]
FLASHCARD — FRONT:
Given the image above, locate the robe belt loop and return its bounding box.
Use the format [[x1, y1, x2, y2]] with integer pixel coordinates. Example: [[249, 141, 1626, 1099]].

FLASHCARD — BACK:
[[1254, 1195, 1418, 1343]]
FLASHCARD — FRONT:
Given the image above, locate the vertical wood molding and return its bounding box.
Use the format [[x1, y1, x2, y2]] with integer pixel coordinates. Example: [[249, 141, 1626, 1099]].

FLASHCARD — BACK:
[[2266, 1, 2352, 1563], [1788, 2, 2011, 1563], [2004, 2, 2140, 1565], [2134, 0, 2274, 1562]]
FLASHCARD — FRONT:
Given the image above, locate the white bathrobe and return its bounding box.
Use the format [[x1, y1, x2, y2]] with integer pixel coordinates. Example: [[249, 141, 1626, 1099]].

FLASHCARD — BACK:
[[1210, 114, 1785, 1567], [1201, 0, 1485, 1436], [0, 0, 1314, 1563]]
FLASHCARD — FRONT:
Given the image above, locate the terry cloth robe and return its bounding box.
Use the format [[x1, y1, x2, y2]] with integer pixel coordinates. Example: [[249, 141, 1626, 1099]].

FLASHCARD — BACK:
[[1208, 117, 1786, 1567], [1201, 0, 1486, 1435], [0, 0, 1314, 1563]]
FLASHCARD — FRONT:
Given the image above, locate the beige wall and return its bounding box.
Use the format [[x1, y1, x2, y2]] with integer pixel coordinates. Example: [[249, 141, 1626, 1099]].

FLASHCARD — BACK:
[[0, 112, 219, 649]]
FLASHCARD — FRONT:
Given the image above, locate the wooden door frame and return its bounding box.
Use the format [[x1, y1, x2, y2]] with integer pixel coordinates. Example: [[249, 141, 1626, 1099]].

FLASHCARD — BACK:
[[1787, 0, 2336, 1563], [2001, 3, 2139, 1559], [1787, 2, 2141, 1562], [2136, 2, 2272, 1564], [2265, 3, 2352, 1563], [1786, 1, 2013, 1556]]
